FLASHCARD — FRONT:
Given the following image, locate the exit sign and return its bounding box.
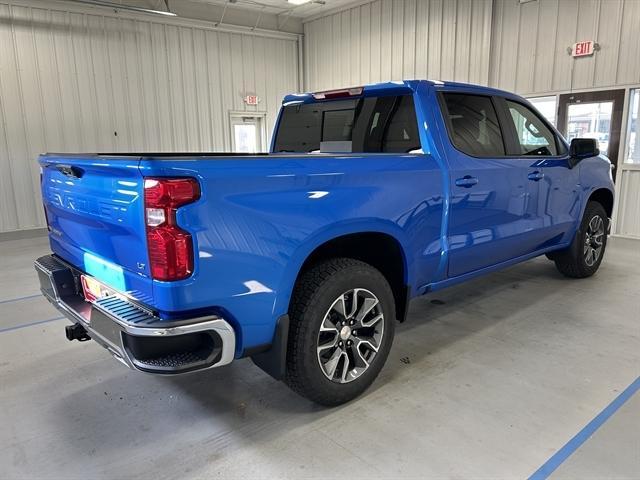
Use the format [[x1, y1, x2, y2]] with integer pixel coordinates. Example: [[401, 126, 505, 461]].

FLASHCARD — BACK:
[[572, 41, 594, 57], [244, 95, 260, 106]]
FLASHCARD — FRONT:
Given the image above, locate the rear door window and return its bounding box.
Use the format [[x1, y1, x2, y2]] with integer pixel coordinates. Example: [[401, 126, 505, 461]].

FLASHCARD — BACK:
[[441, 93, 505, 157], [273, 94, 420, 153]]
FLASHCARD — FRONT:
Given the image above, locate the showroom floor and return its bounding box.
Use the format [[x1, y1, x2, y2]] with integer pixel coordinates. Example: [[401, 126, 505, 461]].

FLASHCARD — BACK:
[[1, 235, 638, 479]]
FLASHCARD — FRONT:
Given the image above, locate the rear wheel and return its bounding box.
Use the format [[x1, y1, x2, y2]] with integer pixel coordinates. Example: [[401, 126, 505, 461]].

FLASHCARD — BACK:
[[553, 201, 608, 278], [285, 258, 395, 406]]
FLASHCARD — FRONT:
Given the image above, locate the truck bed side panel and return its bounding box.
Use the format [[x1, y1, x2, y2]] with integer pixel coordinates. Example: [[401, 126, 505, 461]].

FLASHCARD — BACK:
[[139, 154, 444, 352]]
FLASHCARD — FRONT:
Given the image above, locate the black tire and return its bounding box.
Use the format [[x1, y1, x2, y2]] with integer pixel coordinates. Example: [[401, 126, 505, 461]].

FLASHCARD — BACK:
[[285, 258, 395, 406], [553, 201, 608, 278]]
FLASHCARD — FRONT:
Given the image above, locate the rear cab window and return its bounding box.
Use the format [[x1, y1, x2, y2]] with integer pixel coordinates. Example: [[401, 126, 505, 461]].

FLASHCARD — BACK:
[[273, 94, 421, 154]]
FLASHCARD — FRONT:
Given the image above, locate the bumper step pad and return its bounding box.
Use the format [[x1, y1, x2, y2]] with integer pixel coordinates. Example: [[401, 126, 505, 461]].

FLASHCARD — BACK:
[[93, 296, 159, 327], [34, 254, 236, 375], [136, 350, 210, 369]]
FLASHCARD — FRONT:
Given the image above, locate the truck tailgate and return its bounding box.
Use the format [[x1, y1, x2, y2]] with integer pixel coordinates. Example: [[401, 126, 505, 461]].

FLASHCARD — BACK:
[[40, 154, 152, 302]]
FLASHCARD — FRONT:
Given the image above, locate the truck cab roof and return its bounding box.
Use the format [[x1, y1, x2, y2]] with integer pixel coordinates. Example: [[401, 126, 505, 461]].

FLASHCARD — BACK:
[[282, 80, 525, 105]]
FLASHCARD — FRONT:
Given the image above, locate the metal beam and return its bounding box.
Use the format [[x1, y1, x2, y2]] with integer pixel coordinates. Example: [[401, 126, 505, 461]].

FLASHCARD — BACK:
[[69, 0, 177, 17]]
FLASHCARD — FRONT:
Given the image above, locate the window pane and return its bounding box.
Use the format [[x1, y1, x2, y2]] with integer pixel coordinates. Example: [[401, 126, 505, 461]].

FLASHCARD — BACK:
[[625, 89, 640, 164], [273, 95, 420, 153], [274, 99, 355, 152], [233, 124, 257, 153], [528, 96, 557, 126], [322, 109, 356, 142], [442, 93, 505, 157], [506, 100, 558, 156], [567, 102, 613, 156], [381, 95, 421, 152]]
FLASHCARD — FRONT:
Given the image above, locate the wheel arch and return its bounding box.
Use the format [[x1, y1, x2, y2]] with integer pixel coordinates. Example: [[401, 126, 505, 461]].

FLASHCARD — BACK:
[[293, 231, 410, 323], [588, 187, 614, 218], [252, 225, 411, 380]]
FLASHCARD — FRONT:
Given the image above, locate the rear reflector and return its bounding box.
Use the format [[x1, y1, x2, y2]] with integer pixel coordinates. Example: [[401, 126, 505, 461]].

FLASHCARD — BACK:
[[144, 177, 200, 281], [312, 87, 363, 100]]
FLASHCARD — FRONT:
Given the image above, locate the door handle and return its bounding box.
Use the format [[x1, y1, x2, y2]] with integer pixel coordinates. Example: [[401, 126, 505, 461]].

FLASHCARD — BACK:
[[528, 171, 545, 181], [455, 175, 478, 188]]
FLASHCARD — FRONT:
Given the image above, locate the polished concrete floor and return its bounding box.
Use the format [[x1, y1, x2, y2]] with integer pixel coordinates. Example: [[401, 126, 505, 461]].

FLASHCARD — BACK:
[[1, 235, 638, 479]]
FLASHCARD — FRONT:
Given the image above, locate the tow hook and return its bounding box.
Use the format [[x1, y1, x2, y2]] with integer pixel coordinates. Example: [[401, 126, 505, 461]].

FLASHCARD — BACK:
[[65, 323, 91, 342]]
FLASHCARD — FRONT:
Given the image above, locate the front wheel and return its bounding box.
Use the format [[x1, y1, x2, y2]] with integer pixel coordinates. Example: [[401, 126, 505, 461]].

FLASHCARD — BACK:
[[553, 201, 609, 278], [285, 258, 395, 406]]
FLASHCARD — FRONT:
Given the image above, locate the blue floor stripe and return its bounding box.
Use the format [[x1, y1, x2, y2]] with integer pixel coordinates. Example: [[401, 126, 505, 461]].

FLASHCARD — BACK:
[[0, 316, 65, 334], [0, 293, 42, 305], [529, 376, 640, 480]]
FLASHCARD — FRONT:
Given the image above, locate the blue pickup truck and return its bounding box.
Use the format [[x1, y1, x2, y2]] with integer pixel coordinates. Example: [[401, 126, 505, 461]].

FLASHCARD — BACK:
[[35, 80, 614, 405]]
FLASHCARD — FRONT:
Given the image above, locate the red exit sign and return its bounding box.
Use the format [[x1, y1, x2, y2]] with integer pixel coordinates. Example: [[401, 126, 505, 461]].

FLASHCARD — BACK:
[[572, 41, 594, 57], [244, 95, 260, 106]]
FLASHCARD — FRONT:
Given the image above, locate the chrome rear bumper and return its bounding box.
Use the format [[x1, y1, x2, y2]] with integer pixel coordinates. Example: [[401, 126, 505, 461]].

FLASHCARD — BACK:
[[34, 254, 235, 374]]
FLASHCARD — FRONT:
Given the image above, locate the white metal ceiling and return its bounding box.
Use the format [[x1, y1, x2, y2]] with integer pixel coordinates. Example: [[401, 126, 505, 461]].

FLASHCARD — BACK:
[[187, 0, 351, 19]]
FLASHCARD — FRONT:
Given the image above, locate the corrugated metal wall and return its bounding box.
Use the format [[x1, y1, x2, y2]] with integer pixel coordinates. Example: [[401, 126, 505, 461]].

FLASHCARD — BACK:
[[490, 0, 640, 95], [0, 1, 299, 233], [2, 0, 639, 236], [617, 170, 640, 238], [303, 0, 493, 91], [304, 0, 640, 94]]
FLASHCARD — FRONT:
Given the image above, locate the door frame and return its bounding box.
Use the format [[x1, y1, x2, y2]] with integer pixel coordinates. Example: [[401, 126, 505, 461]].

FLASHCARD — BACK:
[[527, 85, 640, 238], [228, 111, 268, 153], [557, 89, 625, 177]]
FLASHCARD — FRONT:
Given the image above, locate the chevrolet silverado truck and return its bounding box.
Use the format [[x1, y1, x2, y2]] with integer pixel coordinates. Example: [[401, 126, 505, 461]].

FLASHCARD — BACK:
[[35, 80, 614, 406]]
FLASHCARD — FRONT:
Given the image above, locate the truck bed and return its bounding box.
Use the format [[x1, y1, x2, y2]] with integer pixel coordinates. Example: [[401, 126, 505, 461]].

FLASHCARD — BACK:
[[46, 152, 270, 157], [39, 150, 441, 354]]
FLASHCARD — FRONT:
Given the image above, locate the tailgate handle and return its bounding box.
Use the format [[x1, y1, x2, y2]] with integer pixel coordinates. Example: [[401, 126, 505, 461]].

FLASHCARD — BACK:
[[56, 164, 84, 179]]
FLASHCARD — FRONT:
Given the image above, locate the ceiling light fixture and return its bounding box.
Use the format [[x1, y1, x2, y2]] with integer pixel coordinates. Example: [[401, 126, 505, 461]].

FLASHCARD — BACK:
[[287, 0, 312, 5]]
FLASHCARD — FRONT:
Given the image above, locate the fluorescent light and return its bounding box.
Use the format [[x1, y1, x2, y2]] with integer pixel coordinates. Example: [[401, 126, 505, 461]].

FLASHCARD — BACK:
[[288, 0, 312, 5]]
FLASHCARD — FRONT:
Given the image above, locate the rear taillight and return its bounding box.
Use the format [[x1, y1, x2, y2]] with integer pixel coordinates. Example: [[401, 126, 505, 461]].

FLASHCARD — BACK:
[[144, 177, 200, 281]]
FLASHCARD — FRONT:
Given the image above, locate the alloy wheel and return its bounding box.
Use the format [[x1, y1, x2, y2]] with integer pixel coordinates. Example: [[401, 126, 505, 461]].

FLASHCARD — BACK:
[[584, 214, 605, 267], [316, 288, 384, 384]]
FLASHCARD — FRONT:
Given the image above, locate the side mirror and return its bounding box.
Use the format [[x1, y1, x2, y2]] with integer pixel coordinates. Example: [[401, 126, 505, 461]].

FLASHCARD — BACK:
[[568, 138, 600, 168]]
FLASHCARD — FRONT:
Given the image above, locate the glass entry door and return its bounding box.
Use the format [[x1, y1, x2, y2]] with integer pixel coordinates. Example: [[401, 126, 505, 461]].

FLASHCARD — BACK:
[[230, 115, 264, 153], [566, 102, 613, 155], [558, 89, 625, 179]]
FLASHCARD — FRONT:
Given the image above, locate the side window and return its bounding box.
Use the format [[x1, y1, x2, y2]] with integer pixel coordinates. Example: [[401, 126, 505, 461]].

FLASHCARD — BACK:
[[506, 100, 559, 156], [381, 95, 421, 153], [442, 93, 505, 157]]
